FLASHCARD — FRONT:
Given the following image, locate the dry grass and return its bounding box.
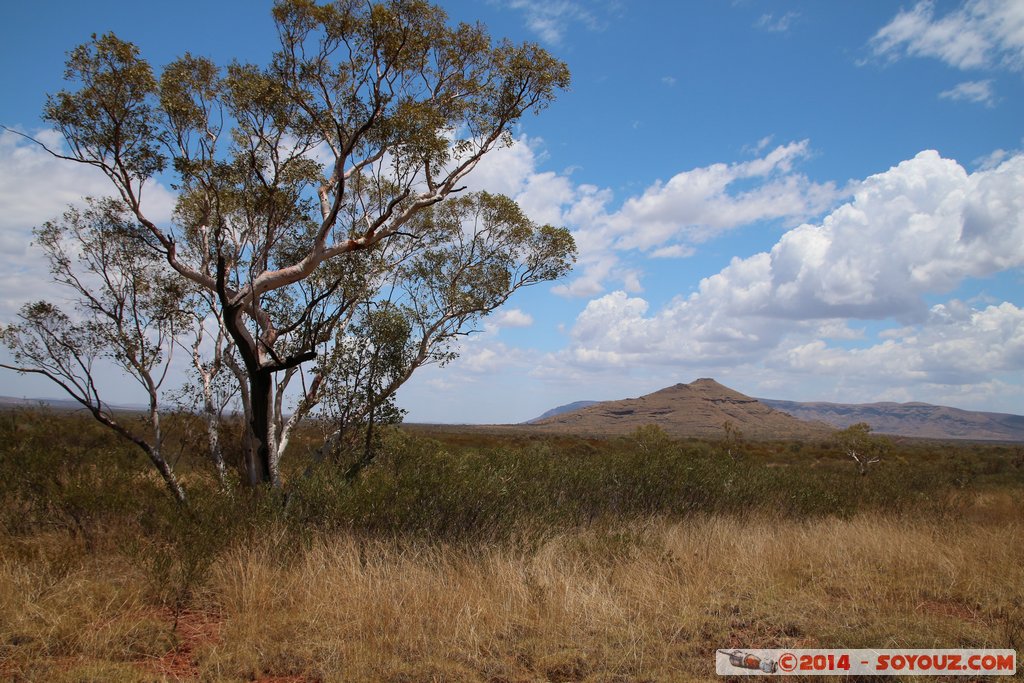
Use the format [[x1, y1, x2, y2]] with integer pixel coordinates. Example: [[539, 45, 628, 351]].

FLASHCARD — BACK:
[[3, 512, 1022, 681], [2, 411, 1022, 681], [0, 532, 177, 682], [173, 512, 1021, 681]]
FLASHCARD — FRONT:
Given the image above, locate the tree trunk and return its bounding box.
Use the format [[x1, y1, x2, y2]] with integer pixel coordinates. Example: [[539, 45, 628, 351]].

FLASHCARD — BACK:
[[204, 400, 228, 490], [89, 406, 186, 505], [149, 447, 188, 504], [246, 368, 277, 487]]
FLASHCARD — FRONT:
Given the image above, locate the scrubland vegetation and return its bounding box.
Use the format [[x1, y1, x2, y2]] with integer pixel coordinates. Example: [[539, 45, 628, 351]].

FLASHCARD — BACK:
[[1, 408, 1022, 681]]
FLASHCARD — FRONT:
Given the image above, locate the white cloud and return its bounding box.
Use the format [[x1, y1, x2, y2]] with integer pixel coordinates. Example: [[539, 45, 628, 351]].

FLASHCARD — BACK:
[[608, 140, 841, 251], [462, 135, 542, 198], [407, 135, 1022, 411], [550, 251, 615, 298], [974, 148, 1011, 170], [491, 138, 848, 300], [553, 139, 847, 297], [650, 244, 696, 259], [775, 301, 1024, 386], [515, 171, 576, 226], [0, 130, 141, 243], [492, 308, 534, 328], [755, 12, 799, 33], [0, 129, 184, 405], [464, 138, 756, 301], [566, 290, 653, 365], [939, 79, 997, 106], [745, 135, 775, 155], [0, 129, 176, 318], [870, 0, 1024, 71], [460, 346, 503, 373], [546, 150, 1024, 404], [502, 0, 604, 45], [810, 319, 865, 341], [756, 150, 1024, 319], [434, 334, 534, 379], [462, 135, 579, 228]]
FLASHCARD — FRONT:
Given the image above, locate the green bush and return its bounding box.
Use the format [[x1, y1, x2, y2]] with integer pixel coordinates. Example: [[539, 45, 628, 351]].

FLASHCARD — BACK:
[[1, 408, 1014, 548]]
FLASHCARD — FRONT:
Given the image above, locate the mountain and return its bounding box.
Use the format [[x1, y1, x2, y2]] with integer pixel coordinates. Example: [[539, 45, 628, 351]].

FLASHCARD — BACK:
[[529, 379, 832, 439], [759, 399, 1024, 442], [528, 400, 600, 423]]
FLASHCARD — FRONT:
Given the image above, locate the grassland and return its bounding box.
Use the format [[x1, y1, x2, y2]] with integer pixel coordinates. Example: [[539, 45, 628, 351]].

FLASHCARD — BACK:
[[1, 408, 1022, 681]]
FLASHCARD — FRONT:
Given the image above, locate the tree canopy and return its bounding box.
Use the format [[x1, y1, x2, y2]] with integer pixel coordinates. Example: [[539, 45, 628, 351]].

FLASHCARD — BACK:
[[1, 0, 575, 500]]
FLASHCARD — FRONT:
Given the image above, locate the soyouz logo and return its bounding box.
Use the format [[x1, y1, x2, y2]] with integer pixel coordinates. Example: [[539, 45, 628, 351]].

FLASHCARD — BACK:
[[726, 650, 778, 674], [716, 649, 1017, 676]]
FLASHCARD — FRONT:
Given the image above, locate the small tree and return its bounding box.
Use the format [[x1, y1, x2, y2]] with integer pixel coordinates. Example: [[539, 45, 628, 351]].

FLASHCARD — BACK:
[[631, 424, 672, 455], [0, 199, 189, 503], [720, 419, 744, 462], [2, 0, 575, 496], [835, 422, 888, 476], [174, 293, 237, 490]]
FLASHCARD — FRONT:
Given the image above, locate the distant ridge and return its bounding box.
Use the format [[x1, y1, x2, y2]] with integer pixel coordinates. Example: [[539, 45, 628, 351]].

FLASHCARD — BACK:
[[527, 400, 600, 423], [760, 398, 1024, 442], [0, 396, 147, 412], [529, 378, 831, 439]]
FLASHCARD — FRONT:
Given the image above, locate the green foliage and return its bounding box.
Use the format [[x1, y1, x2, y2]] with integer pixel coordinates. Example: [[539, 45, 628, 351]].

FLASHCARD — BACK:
[[4, 409, 1020, 554], [0, 409, 152, 539], [44, 33, 165, 180], [629, 424, 672, 454], [8, 0, 577, 493], [720, 419, 745, 461], [835, 422, 891, 476]]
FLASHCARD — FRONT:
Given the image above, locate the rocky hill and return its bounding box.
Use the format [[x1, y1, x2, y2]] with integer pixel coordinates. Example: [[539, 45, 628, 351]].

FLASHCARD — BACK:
[[529, 379, 832, 439], [759, 399, 1024, 441]]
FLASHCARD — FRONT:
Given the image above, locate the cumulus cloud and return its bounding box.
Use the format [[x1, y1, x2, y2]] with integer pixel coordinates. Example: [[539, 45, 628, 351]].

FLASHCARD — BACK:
[[548, 150, 1024, 403], [776, 301, 1024, 386], [461, 135, 543, 198], [607, 140, 841, 250], [939, 79, 997, 106], [551, 140, 847, 297], [870, 0, 1024, 71], [1, 130, 106, 244], [0, 129, 176, 318], [439, 334, 535, 377], [742, 150, 1023, 319], [491, 308, 535, 328], [650, 244, 696, 259], [454, 133, 847, 299]]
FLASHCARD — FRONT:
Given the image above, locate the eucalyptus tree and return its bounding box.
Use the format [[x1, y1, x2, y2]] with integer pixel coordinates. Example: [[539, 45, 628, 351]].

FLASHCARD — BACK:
[[0, 200, 189, 503], [1, 0, 574, 492], [312, 191, 575, 476], [835, 423, 889, 476]]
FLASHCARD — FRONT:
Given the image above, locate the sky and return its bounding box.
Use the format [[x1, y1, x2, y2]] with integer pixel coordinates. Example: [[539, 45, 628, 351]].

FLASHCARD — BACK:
[[0, 0, 1022, 423]]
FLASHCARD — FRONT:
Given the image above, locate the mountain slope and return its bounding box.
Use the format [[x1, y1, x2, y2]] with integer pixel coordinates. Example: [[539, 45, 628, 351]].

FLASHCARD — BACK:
[[530, 379, 831, 439], [760, 399, 1024, 441], [527, 400, 600, 423]]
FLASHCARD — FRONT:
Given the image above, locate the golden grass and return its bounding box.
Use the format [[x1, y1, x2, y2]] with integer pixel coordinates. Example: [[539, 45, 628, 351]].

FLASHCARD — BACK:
[[193, 513, 1023, 681], [0, 532, 177, 681], [3, 511, 1022, 682]]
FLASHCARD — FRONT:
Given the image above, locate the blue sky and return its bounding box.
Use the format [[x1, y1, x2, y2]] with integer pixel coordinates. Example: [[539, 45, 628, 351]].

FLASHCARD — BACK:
[[1, 0, 1022, 423]]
